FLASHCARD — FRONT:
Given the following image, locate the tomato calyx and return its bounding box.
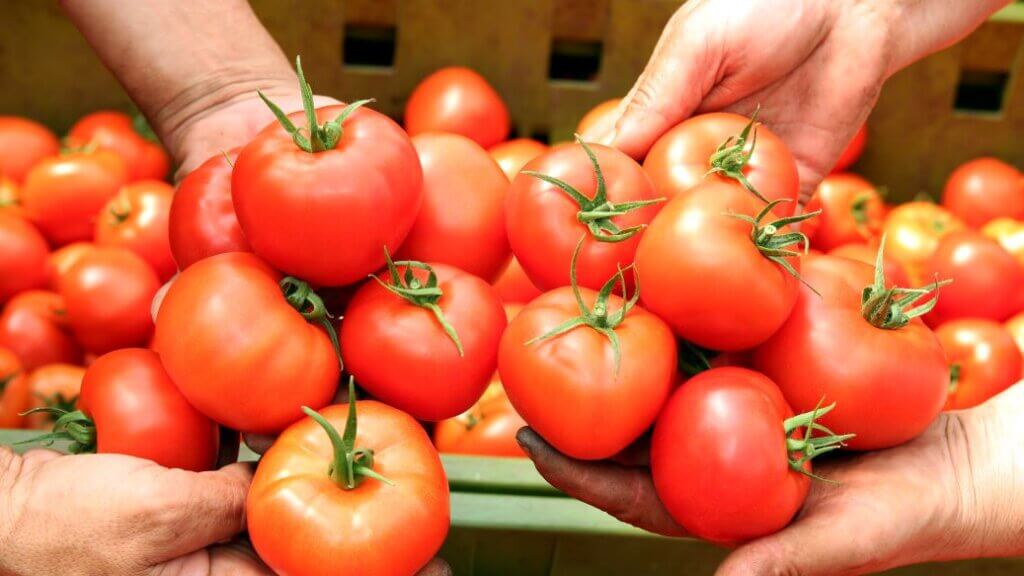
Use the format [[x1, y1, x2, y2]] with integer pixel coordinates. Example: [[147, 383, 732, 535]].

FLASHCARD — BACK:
[[280, 276, 344, 369], [108, 197, 132, 225], [727, 198, 821, 295], [948, 363, 961, 396], [706, 107, 768, 203], [522, 137, 664, 243], [851, 193, 871, 227], [783, 401, 854, 481], [369, 248, 465, 356], [860, 237, 951, 330], [302, 377, 393, 490], [17, 408, 97, 454], [259, 56, 374, 153]]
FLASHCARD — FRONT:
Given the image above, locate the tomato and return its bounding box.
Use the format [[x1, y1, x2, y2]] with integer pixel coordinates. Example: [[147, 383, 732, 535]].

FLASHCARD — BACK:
[[576, 98, 622, 136], [498, 273, 676, 460], [651, 367, 850, 544], [489, 139, 548, 181], [154, 252, 339, 433], [0, 116, 60, 184], [0, 290, 82, 371], [636, 181, 812, 350], [942, 158, 1024, 228], [66, 111, 170, 182], [94, 180, 176, 281], [883, 202, 965, 285], [982, 218, 1024, 267], [1006, 312, 1024, 365], [753, 255, 948, 450], [25, 363, 85, 430], [0, 347, 30, 428], [924, 230, 1024, 325], [936, 320, 1022, 410], [643, 112, 799, 214], [168, 150, 250, 270], [21, 150, 129, 246], [0, 178, 23, 219], [434, 378, 527, 458], [341, 257, 506, 421], [492, 256, 542, 304], [829, 242, 911, 289], [396, 133, 510, 281], [507, 140, 661, 291], [405, 67, 510, 149], [0, 214, 48, 304], [45, 242, 98, 290], [830, 123, 867, 173], [59, 247, 160, 355], [233, 69, 422, 286], [802, 174, 884, 251], [247, 388, 449, 576]]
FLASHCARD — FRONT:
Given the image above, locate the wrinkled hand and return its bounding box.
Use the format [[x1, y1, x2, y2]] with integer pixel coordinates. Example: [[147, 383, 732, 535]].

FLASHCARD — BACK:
[[519, 383, 1024, 575]]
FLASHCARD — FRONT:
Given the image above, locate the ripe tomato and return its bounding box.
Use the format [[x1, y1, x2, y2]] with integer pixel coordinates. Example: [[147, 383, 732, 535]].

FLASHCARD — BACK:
[[924, 230, 1024, 325], [489, 139, 548, 181], [0, 116, 60, 184], [247, 391, 449, 576], [405, 67, 510, 149], [651, 367, 850, 544], [507, 140, 661, 291], [233, 70, 422, 286], [498, 276, 676, 460], [1006, 312, 1024, 363], [21, 150, 129, 246], [168, 150, 250, 270], [883, 202, 965, 285], [25, 363, 85, 429], [802, 174, 884, 251], [341, 258, 506, 421], [643, 112, 799, 214], [46, 242, 98, 290], [0, 347, 30, 428], [942, 158, 1024, 228], [936, 320, 1022, 410], [754, 255, 948, 450], [396, 133, 510, 281], [576, 98, 622, 136], [59, 247, 160, 354], [434, 378, 527, 458], [0, 178, 22, 219], [830, 123, 867, 173], [66, 111, 170, 182], [0, 290, 82, 371], [636, 181, 812, 350], [95, 180, 176, 281], [492, 256, 542, 304], [829, 242, 911, 289], [154, 252, 339, 433], [0, 214, 48, 304], [982, 218, 1024, 267]]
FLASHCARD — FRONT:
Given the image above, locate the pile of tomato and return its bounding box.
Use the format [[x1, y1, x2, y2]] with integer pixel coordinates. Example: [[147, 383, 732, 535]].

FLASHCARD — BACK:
[[1, 58, 1023, 573]]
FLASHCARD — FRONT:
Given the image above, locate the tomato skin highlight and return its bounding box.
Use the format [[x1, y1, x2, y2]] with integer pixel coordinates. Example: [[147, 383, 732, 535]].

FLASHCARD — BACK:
[[232, 105, 422, 286], [942, 158, 1024, 229], [247, 401, 449, 576], [1005, 312, 1024, 367], [883, 202, 965, 286], [489, 139, 548, 181], [937, 320, 1023, 411], [154, 252, 339, 433], [405, 67, 510, 149], [95, 180, 176, 281], [0, 347, 31, 429], [79, 348, 219, 471], [830, 123, 867, 174], [0, 290, 82, 371], [67, 111, 170, 182], [341, 263, 506, 422], [924, 230, 1024, 326], [982, 217, 1024, 268], [434, 378, 527, 458], [0, 214, 49, 305], [803, 173, 884, 251], [46, 242, 98, 290], [651, 367, 809, 544], [0, 116, 60, 184]]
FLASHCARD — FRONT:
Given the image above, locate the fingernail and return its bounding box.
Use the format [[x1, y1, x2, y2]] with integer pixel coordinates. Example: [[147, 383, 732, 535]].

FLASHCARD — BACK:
[[515, 427, 536, 456]]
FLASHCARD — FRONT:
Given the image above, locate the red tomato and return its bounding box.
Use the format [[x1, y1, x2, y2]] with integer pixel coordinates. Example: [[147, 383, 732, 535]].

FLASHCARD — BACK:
[[1006, 312, 1024, 366], [25, 363, 85, 430], [829, 242, 911, 289], [937, 320, 1022, 410], [58, 247, 160, 355], [66, 111, 170, 182], [802, 174, 884, 251], [498, 282, 676, 460], [247, 395, 449, 576], [830, 123, 867, 173], [0, 214, 48, 304], [0, 290, 82, 371], [233, 95, 422, 286], [492, 256, 542, 304], [754, 255, 948, 450], [489, 139, 548, 181], [168, 150, 250, 270], [0, 116, 60, 184], [942, 158, 1024, 228], [434, 378, 527, 458], [341, 259, 506, 421], [643, 112, 799, 214], [0, 178, 23, 219], [925, 230, 1024, 325], [67, 348, 219, 470], [507, 141, 661, 291], [636, 181, 809, 350], [405, 67, 510, 149], [21, 150, 129, 246], [651, 367, 848, 544], [577, 98, 622, 136], [95, 180, 176, 281], [396, 133, 510, 281], [46, 242, 98, 290], [0, 347, 30, 428], [883, 202, 965, 285], [981, 218, 1024, 268], [154, 252, 339, 433]]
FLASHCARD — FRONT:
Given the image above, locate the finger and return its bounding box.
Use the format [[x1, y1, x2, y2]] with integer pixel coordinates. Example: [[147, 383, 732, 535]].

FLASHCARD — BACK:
[[516, 428, 685, 537], [415, 558, 453, 576]]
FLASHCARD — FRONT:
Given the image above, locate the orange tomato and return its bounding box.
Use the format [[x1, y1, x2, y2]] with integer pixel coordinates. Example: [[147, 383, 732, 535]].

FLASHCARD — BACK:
[[25, 363, 85, 429], [982, 218, 1024, 267], [66, 111, 171, 182], [46, 242, 98, 290], [492, 256, 542, 304], [489, 139, 548, 181], [0, 214, 49, 304], [882, 202, 965, 285], [937, 319, 1022, 410], [0, 177, 23, 219], [0, 290, 82, 371], [0, 117, 60, 184], [434, 378, 527, 458], [0, 347, 31, 428], [95, 180, 176, 281], [803, 174, 884, 251], [577, 98, 622, 136], [941, 158, 1024, 229]]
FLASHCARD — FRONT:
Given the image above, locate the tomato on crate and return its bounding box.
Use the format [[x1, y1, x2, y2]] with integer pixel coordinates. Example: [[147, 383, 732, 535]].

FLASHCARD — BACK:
[[489, 138, 548, 181], [0, 347, 30, 429], [830, 123, 867, 174], [941, 158, 1024, 228], [0, 290, 82, 371], [24, 363, 85, 430], [0, 213, 49, 305], [882, 201, 965, 286], [95, 180, 176, 281], [0, 116, 60, 184], [66, 111, 170, 182], [936, 320, 1023, 411], [924, 230, 1024, 326], [802, 173, 885, 251], [434, 377, 527, 458], [405, 67, 510, 149]]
